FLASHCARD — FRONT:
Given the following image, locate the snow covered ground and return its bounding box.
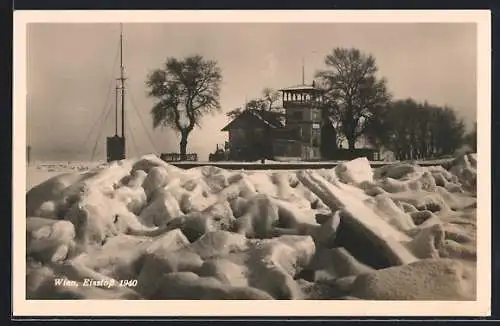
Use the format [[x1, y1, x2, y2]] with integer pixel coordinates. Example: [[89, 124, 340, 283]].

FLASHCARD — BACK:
[[25, 154, 477, 300]]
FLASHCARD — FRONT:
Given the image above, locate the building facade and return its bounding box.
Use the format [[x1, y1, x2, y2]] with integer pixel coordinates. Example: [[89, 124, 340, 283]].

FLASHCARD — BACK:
[[220, 110, 284, 161], [221, 82, 327, 161], [273, 83, 325, 160]]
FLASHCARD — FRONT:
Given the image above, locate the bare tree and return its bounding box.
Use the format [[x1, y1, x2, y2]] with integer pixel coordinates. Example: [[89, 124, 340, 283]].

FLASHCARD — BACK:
[[262, 87, 281, 111], [316, 47, 391, 149], [226, 87, 283, 120], [381, 99, 466, 160], [147, 55, 222, 160]]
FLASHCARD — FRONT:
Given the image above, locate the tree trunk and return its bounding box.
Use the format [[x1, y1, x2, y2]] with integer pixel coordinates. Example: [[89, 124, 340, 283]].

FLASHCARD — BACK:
[[347, 136, 356, 150], [179, 130, 189, 161], [344, 117, 356, 150]]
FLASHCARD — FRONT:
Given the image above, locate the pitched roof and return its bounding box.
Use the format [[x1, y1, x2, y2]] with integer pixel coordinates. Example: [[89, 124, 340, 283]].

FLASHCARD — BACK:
[[250, 110, 284, 129], [221, 109, 284, 131]]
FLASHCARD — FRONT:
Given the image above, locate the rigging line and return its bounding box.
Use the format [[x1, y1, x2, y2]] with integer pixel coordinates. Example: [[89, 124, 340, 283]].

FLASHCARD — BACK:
[[83, 77, 114, 150], [125, 112, 141, 158], [90, 105, 112, 161], [127, 86, 159, 153], [90, 104, 114, 161], [128, 92, 158, 154], [120, 30, 157, 155], [81, 37, 121, 150]]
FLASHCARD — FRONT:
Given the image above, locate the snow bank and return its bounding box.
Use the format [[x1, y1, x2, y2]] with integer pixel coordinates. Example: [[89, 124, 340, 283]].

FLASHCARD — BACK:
[[25, 153, 477, 300]]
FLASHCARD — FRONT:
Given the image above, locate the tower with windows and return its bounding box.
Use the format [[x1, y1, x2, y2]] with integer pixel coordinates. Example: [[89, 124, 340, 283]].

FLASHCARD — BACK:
[[276, 82, 325, 160]]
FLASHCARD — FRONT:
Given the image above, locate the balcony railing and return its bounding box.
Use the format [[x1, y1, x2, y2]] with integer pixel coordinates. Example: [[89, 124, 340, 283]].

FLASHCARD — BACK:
[[160, 152, 198, 162], [283, 98, 323, 106]]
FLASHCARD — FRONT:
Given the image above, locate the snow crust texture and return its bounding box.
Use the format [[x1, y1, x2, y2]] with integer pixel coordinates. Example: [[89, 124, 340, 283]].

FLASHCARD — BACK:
[[26, 154, 477, 300]]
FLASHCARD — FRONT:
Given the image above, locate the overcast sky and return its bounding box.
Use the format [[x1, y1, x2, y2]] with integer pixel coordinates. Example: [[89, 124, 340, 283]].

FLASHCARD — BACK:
[[26, 22, 477, 161]]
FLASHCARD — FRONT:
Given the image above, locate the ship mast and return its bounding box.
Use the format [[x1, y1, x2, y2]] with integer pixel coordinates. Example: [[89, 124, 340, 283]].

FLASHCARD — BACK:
[[105, 23, 128, 162], [119, 23, 127, 148], [301, 56, 305, 85], [114, 82, 119, 136]]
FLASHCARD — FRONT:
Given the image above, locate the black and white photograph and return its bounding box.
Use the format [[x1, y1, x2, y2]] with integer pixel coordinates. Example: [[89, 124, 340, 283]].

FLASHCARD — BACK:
[[13, 10, 490, 316]]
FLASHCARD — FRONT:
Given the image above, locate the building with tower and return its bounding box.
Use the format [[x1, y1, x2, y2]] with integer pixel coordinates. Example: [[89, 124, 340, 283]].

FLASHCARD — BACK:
[[221, 81, 326, 161], [272, 82, 325, 160], [221, 80, 379, 162]]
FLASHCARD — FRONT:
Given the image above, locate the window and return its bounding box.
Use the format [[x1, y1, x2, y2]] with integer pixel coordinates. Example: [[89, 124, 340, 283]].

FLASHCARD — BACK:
[[312, 110, 320, 121], [302, 129, 310, 142], [289, 110, 302, 120], [231, 128, 246, 142], [254, 128, 264, 138]]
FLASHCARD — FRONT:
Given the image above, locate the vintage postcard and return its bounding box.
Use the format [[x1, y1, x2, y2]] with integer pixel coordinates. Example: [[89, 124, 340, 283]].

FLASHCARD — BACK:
[[13, 10, 491, 317]]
